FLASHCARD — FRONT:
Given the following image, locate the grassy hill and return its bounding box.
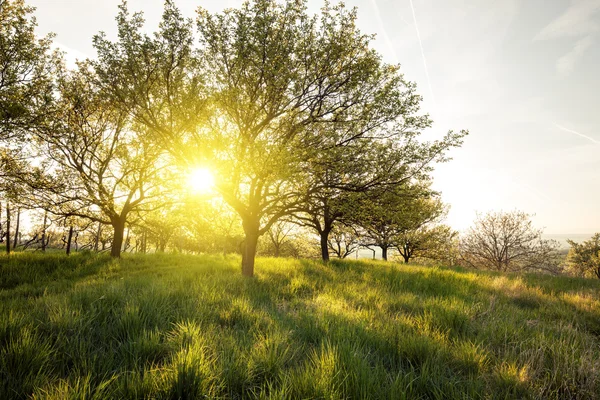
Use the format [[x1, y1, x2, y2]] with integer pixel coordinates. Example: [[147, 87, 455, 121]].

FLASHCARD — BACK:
[[1, 253, 599, 399]]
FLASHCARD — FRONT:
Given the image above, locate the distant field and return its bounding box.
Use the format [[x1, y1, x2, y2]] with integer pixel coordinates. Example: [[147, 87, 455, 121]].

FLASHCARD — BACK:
[[543, 233, 594, 249], [1, 253, 599, 399]]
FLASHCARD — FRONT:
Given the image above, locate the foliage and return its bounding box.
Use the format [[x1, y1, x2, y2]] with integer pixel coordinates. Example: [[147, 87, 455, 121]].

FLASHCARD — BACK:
[[355, 182, 447, 261], [396, 224, 459, 264], [1, 252, 599, 399], [460, 211, 561, 273], [0, 0, 57, 141], [91, 0, 466, 275], [566, 233, 600, 279], [19, 66, 171, 257]]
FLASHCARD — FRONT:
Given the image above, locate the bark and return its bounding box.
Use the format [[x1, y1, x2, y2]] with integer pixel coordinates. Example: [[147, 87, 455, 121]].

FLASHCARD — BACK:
[[241, 233, 259, 277], [111, 218, 126, 258], [66, 225, 74, 255], [5, 203, 10, 254], [382, 246, 388, 261], [12, 208, 20, 250], [241, 218, 260, 277]]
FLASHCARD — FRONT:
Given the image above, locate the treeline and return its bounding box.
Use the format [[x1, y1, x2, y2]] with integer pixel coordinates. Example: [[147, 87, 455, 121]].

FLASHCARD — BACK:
[[2, 0, 596, 279], [0, 0, 467, 276]]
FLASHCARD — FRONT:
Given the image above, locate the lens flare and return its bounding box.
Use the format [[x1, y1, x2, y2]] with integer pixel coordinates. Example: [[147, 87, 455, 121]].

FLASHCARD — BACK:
[[187, 168, 215, 193]]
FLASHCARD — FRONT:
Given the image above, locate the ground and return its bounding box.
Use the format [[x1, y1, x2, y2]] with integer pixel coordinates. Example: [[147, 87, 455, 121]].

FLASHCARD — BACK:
[[1, 252, 599, 399]]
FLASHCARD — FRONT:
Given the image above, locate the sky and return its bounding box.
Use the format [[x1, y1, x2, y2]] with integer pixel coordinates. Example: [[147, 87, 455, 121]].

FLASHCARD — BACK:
[[27, 0, 600, 234]]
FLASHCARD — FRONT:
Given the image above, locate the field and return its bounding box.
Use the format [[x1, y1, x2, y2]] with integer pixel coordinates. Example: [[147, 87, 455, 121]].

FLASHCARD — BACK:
[[1, 252, 599, 399]]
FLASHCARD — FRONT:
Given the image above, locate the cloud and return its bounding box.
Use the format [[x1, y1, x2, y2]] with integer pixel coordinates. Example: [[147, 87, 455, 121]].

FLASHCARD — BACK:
[[556, 35, 594, 75], [535, 1, 600, 76], [534, 0, 600, 40]]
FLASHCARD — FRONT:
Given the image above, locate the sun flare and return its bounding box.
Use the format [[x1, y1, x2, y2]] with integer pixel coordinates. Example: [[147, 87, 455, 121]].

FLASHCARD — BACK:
[[187, 168, 215, 193]]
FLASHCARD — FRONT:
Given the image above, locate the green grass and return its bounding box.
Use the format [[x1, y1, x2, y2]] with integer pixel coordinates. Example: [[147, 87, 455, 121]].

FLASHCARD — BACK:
[[1, 252, 599, 399]]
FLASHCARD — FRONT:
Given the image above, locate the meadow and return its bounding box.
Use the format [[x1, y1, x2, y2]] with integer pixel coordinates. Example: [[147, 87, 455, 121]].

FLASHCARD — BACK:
[[1, 252, 599, 399]]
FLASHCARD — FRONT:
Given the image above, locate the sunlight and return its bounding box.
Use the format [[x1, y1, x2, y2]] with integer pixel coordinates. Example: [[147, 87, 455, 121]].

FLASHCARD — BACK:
[[187, 168, 215, 193]]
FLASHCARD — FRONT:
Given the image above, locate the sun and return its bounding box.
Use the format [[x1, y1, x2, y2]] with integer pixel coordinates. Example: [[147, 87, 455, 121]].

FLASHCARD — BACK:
[[187, 168, 215, 193]]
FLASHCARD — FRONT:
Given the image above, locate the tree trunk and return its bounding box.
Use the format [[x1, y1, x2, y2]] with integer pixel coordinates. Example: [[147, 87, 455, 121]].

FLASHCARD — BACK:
[[12, 208, 20, 250], [94, 222, 101, 252], [5, 203, 10, 254], [41, 211, 48, 252], [111, 218, 126, 258], [241, 229, 259, 277], [66, 225, 74, 255], [382, 246, 388, 261], [141, 230, 147, 254], [320, 231, 330, 261]]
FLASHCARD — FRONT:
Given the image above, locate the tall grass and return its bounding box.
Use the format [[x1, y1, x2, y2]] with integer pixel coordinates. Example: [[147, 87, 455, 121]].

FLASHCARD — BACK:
[[1, 252, 599, 399]]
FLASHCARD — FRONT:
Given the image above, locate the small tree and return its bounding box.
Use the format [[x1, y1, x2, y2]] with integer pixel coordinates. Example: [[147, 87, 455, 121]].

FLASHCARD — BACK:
[[327, 225, 360, 259], [356, 183, 446, 261], [396, 224, 458, 264], [566, 233, 600, 279], [460, 211, 560, 273]]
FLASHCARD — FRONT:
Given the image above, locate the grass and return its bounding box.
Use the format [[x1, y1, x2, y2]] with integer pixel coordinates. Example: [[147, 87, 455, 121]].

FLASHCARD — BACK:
[[1, 252, 599, 399]]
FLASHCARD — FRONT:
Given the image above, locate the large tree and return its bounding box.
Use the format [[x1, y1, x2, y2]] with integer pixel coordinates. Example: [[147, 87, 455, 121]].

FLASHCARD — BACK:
[[22, 66, 169, 257]]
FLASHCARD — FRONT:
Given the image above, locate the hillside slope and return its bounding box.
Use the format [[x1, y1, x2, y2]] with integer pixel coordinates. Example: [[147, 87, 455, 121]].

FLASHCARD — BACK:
[[1, 253, 599, 399]]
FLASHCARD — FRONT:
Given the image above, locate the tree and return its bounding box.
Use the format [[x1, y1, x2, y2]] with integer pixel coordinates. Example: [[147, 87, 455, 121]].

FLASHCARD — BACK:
[[0, 0, 57, 141], [460, 211, 560, 273], [356, 183, 446, 261], [23, 66, 169, 258], [199, 0, 468, 274], [327, 225, 360, 259], [396, 224, 457, 264], [566, 233, 600, 279], [91, 0, 466, 275]]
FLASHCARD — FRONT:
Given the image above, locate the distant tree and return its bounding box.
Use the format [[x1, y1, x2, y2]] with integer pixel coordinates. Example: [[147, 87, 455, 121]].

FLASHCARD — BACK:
[[396, 224, 458, 264], [356, 183, 446, 261], [262, 221, 296, 258], [460, 211, 560, 273], [566, 233, 600, 279], [327, 225, 360, 259]]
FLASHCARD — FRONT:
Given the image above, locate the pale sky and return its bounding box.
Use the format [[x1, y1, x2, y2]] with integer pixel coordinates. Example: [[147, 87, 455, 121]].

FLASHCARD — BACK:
[[28, 0, 600, 234]]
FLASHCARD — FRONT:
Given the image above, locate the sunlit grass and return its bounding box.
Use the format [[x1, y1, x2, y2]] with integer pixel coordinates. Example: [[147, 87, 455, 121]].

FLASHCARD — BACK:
[[1, 252, 599, 398]]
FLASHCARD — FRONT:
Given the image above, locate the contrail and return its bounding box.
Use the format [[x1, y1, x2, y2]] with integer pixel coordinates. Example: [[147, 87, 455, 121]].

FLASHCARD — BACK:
[[553, 123, 600, 145], [408, 0, 435, 104], [370, 0, 399, 65]]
